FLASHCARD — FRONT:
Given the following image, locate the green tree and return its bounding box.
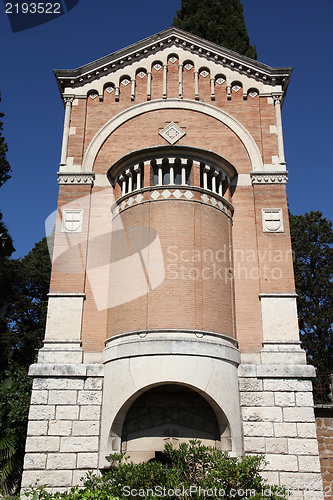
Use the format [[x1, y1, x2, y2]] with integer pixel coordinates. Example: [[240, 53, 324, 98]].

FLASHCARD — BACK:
[[289, 211, 333, 374], [20, 440, 287, 499], [0, 94, 11, 189], [172, 0, 257, 59], [0, 238, 51, 495], [0, 237, 51, 374], [0, 366, 32, 496]]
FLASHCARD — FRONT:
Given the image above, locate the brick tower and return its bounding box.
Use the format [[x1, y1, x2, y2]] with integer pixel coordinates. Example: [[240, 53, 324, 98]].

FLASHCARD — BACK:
[[22, 28, 324, 497]]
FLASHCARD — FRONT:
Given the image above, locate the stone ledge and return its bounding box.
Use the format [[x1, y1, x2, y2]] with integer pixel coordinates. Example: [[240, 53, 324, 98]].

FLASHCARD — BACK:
[[238, 364, 316, 379], [29, 364, 104, 378]]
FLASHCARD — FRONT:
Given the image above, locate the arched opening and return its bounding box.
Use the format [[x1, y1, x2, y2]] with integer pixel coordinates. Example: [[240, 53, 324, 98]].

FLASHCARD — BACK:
[[118, 384, 231, 463]]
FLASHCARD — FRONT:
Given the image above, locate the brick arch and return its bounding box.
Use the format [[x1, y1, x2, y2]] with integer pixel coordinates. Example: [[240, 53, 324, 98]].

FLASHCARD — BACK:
[[82, 99, 264, 172]]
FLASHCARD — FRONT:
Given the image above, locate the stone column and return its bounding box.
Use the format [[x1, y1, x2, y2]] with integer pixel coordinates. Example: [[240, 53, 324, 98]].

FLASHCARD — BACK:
[[163, 64, 167, 99], [178, 64, 183, 98], [147, 72, 152, 100], [134, 165, 141, 190], [194, 71, 199, 100], [210, 78, 215, 100], [273, 94, 286, 165], [60, 96, 74, 167], [131, 78, 136, 101]]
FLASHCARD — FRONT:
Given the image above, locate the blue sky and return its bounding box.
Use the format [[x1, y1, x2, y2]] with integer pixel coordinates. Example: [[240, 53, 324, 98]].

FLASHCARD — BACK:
[[1, 0, 332, 258]]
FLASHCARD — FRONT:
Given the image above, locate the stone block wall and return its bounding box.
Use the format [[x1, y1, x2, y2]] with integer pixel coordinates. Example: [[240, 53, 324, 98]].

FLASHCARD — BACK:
[[21, 364, 104, 494], [239, 365, 324, 499], [315, 408, 333, 499]]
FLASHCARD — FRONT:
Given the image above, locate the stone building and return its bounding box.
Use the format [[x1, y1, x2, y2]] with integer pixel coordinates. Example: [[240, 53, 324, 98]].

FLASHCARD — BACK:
[[21, 28, 324, 497]]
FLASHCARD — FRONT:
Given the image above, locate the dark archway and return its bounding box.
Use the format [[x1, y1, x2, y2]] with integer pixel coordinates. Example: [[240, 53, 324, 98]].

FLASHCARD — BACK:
[[120, 384, 229, 462]]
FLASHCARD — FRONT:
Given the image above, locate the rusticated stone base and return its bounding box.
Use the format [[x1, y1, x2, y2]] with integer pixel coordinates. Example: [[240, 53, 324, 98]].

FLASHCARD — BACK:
[[21, 364, 104, 493], [239, 364, 324, 500]]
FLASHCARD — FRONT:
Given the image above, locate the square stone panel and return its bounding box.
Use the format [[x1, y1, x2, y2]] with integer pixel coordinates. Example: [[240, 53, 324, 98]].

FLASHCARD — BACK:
[[159, 122, 186, 145]]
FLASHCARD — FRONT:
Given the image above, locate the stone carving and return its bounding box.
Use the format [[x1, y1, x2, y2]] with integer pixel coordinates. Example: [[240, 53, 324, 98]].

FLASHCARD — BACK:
[[251, 172, 288, 184], [262, 208, 284, 233], [159, 122, 186, 145], [58, 173, 95, 185]]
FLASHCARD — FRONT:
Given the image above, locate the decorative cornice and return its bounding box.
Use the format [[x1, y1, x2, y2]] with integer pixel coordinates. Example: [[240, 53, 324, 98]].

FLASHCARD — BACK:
[[251, 171, 288, 185], [54, 28, 292, 96], [57, 172, 95, 185]]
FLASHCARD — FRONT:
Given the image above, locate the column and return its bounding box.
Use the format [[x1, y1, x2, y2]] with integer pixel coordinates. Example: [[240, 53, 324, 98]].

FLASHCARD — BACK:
[[210, 78, 215, 100], [169, 160, 174, 185], [194, 71, 199, 100], [212, 170, 219, 193], [131, 79, 136, 101], [218, 173, 224, 196], [125, 169, 133, 193], [203, 165, 210, 190], [156, 159, 163, 185], [147, 72, 152, 100], [60, 96, 74, 166], [163, 64, 168, 99], [181, 159, 187, 185], [178, 64, 183, 98], [273, 94, 286, 165], [134, 165, 141, 190], [119, 174, 126, 196]]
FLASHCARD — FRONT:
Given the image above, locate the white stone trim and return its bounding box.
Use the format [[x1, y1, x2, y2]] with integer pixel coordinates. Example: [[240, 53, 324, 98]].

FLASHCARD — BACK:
[[58, 172, 95, 185], [259, 293, 297, 298], [238, 364, 316, 379], [103, 330, 240, 364], [259, 295, 306, 364], [57, 28, 290, 99], [28, 363, 104, 377], [43, 295, 85, 346], [230, 174, 251, 187], [93, 174, 111, 187], [81, 99, 264, 172], [251, 172, 288, 184]]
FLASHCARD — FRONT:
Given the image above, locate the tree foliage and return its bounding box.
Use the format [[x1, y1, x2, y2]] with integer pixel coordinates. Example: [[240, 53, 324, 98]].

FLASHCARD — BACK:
[[0, 94, 11, 189], [0, 93, 14, 257], [0, 237, 51, 495], [19, 440, 287, 499], [289, 211, 333, 373], [172, 0, 257, 59]]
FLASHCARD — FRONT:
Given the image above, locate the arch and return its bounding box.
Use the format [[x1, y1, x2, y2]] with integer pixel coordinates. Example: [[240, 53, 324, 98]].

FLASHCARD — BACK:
[[108, 382, 231, 462], [135, 68, 147, 77], [167, 53, 179, 63], [247, 87, 259, 99], [82, 99, 264, 172], [87, 89, 99, 100], [103, 82, 115, 96], [199, 66, 210, 75]]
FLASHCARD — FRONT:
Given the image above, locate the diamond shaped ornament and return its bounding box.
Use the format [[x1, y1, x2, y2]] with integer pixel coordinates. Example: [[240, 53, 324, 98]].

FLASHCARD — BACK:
[[159, 122, 186, 145]]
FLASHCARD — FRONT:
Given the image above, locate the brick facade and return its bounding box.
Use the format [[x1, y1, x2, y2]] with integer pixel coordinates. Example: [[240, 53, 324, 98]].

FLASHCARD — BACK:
[[21, 28, 324, 498]]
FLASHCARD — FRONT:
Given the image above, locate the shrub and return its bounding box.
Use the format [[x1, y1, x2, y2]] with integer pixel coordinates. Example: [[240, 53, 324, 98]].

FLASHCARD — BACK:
[[16, 441, 288, 500]]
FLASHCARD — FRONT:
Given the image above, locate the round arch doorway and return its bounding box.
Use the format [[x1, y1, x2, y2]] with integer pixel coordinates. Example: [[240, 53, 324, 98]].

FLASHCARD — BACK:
[[121, 384, 231, 462]]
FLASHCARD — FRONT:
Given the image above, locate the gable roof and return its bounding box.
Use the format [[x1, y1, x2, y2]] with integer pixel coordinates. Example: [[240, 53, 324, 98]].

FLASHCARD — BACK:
[[54, 27, 292, 96]]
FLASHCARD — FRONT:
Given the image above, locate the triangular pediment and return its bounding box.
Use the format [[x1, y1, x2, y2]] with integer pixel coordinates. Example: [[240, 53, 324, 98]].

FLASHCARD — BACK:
[[55, 27, 292, 98]]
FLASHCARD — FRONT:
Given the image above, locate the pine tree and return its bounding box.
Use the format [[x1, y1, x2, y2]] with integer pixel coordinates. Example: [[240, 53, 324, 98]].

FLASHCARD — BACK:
[[172, 0, 257, 59]]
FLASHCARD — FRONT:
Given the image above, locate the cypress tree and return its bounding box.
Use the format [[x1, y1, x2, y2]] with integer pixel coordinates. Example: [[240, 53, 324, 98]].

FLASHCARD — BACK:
[[172, 0, 257, 60]]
